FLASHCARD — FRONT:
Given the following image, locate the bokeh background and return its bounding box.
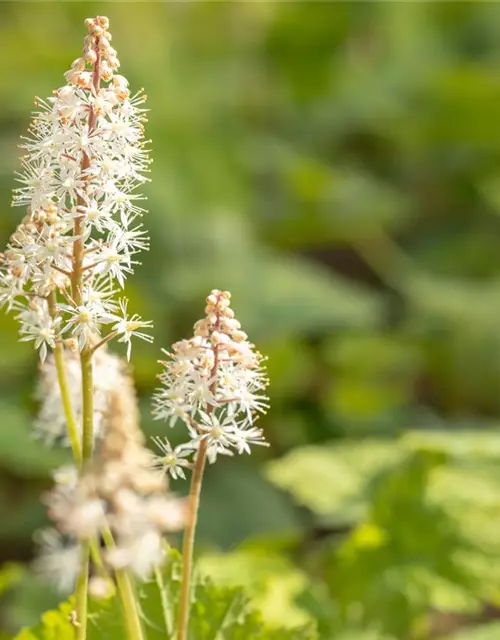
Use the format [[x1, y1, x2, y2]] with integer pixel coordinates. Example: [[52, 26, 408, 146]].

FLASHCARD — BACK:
[[2, 2, 500, 638]]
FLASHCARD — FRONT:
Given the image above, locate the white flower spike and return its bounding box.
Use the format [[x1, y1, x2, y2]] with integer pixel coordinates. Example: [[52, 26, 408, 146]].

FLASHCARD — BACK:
[[152, 290, 270, 474], [0, 15, 152, 361]]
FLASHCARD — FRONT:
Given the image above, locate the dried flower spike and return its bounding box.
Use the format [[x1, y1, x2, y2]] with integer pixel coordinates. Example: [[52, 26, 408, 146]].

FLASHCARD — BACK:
[[152, 289, 270, 473], [38, 381, 186, 590]]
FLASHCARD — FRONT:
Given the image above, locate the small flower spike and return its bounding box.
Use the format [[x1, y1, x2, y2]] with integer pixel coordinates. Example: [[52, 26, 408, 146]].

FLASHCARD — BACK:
[[152, 290, 270, 474]]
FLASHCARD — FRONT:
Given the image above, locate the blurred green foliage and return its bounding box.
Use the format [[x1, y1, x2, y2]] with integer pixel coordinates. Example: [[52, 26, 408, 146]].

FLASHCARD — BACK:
[[14, 551, 315, 640], [2, 1, 500, 637]]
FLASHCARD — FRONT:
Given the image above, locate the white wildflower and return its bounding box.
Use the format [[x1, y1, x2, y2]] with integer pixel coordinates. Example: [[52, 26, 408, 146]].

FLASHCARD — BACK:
[[151, 437, 193, 480], [17, 300, 61, 363], [109, 299, 153, 360]]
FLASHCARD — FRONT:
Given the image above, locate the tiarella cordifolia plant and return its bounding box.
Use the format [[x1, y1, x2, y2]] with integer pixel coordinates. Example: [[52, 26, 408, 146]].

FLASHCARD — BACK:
[[152, 289, 270, 640]]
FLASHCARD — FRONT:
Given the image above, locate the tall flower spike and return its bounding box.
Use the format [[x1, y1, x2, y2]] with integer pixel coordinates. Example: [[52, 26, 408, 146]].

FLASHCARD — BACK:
[[37, 380, 186, 591], [0, 16, 152, 361], [152, 290, 270, 473]]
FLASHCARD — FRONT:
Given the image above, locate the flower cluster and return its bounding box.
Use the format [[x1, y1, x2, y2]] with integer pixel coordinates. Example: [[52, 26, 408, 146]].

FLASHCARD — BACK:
[[0, 16, 152, 362], [152, 290, 269, 474], [37, 380, 186, 591]]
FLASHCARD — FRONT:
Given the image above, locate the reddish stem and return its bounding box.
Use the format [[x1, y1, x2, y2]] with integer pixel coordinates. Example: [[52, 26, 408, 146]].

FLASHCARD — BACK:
[[177, 294, 223, 640], [71, 38, 101, 305]]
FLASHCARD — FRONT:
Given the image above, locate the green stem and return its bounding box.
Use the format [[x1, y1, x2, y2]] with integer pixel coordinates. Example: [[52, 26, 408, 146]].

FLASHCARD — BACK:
[[73, 347, 94, 634], [80, 348, 94, 463], [47, 292, 82, 464], [54, 343, 82, 464], [89, 538, 110, 580], [155, 565, 173, 637], [177, 438, 208, 640], [114, 570, 146, 640], [102, 528, 145, 640], [75, 541, 90, 640]]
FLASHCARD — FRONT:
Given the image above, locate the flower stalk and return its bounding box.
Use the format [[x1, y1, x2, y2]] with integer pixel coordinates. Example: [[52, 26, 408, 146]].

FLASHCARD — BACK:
[[71, 28, 100, 307], [48, 292, 82, 463], [75, 541, 90, 639], [177, 439, 208, 640], [102, 527, 145, 640], [80, 348, 94, 463], [151, 290, 270, 639], [115, 569, 145, 640], [53, 342, 82, 463], [75, 347, 93, 633], [70, 21, 100, 633], [177, 294, 224, 640]]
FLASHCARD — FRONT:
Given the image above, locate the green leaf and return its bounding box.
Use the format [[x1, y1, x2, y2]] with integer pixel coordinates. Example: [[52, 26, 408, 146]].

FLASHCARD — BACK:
[[14, 599, 75, 640], [198, 547, 313, 627], [271, 434, 500, 636], [324, 451, 482, 637], [3, 570, 60, 635], [19, 551, 316, 640], [266, 439, 403, 523], [149, 550, 315, 640], [266, 430, 500, 523]]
